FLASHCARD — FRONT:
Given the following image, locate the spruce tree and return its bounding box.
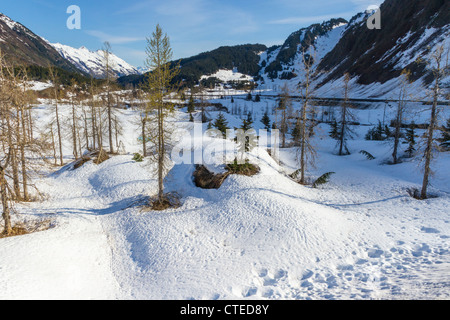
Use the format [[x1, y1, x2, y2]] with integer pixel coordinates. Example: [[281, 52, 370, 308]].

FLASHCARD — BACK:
[[438, 118, 450, 149], [213, 112, 229, 137], [405, 123, 417, 158], [329, 120, 339, 140], [292, 120, 302, 146], [236, 112, 257, 155], [261, 111, 271, 131], [187, 94, 195, 113]]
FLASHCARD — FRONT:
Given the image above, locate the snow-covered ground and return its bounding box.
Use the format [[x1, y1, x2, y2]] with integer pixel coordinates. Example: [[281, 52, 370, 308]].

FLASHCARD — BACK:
[[0, 96, 449, 300]]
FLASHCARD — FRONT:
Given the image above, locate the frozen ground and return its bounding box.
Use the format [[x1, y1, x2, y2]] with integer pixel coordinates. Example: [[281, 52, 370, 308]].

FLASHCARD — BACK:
[[0, 99, 449, 300]]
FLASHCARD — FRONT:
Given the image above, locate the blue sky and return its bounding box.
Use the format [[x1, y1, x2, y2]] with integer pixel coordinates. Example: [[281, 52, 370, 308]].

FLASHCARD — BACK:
[[1, 0, 383, 68]]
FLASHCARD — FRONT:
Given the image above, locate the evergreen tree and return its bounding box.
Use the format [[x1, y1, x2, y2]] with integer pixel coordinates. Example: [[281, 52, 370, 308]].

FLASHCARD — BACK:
[[261, 111, 271, 131], [207, 121, 213, 130], [244, 112, 254, 129], [236, 113, 257, 156], [438, 118, 450, 149], [292, 120, 302, 145], [213, 112, 229, 137], [187, 94, 195, 113], [329, 120, 339, 139], [254, 94, 261, 102], [246, 92, 252, 101], [405, 123, 417, 158], [365, 121, 385, 141], [272, 122, 277, 130]]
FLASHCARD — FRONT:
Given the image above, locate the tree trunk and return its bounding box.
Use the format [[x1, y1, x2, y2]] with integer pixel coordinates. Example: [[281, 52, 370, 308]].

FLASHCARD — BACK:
[[55, 102, 63, 166], [19, 108, 29, 201], [421, 47, 443, 200], [141, 117, 147, 157], [0, 166, 12, 235], [421, 83, 439, 199]]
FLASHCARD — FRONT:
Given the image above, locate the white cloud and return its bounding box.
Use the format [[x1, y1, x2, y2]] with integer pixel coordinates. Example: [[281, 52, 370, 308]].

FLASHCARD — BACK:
[[85, 30, 145, 45], [269, 12, 354, 25]]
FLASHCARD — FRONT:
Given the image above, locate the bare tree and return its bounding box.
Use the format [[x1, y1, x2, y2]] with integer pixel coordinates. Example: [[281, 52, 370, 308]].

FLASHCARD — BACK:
[[294, 46, 317, 185], [421, 44, 448, 199], [144, 24, 180, 206], [48, 66, 64, 165], [337, 73, 356, 156], [277, 82, 291, 148], [102, 42, 116, 154], [392, 69, 411, 164]]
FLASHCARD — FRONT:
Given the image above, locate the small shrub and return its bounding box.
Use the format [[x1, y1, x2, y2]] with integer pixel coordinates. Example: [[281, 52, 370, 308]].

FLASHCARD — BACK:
[[225, 159, 260, 176], [133, 153, 144, 162]]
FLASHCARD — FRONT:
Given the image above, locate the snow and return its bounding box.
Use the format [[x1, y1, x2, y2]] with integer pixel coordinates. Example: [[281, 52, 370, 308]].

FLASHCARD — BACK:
[[201, 69, 254, 83], [0, 94, 449, 300], [26, 80, 53, 91], [50, 42, 140, 78]]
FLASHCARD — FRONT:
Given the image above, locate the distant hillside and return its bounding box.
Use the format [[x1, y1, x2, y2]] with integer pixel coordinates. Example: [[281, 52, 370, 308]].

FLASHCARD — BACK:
[[118, 44, 267, 88], [0, 13, 81, 74]]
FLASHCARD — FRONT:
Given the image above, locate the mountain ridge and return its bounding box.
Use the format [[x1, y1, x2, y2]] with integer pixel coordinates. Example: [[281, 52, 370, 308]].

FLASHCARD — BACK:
[[0, 12, 81, 74], [50, 42, 141, 78]]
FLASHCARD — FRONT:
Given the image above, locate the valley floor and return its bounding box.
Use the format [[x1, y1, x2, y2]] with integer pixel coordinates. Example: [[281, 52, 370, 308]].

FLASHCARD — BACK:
[[0, 102, 449, 300]]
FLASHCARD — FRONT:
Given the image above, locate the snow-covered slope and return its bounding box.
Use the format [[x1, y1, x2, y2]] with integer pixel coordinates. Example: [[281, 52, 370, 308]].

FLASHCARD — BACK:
[[51, 43, 140, 78], [258, 20, 348, 93], [0, 97, 448, 300]]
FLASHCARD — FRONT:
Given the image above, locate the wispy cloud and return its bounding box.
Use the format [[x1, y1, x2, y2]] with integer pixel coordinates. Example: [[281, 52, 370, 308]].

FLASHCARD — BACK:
[[85, 30, 145, 45], [268, 12, 354, 25]]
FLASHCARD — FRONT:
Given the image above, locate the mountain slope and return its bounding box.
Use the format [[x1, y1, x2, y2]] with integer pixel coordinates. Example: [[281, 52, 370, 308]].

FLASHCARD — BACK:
[[260, 18, 348, 80], [316, 0, 450, 92], [0, 13, 80, 73], [51, 42, 140, 78]]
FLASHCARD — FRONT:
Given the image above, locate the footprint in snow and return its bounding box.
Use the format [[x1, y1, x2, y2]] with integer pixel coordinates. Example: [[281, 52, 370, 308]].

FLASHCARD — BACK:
[[420, 227, 440, 234], [367, 248, 384, 258], [301, 269, 314, 280]]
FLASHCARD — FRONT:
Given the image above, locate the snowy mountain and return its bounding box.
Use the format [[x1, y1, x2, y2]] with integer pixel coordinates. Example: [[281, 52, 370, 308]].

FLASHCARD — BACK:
[[51, 42, 140, 78], [256, 0, 449, 99], [0, 13, 80, 73], [314, 0, 450, 98]]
